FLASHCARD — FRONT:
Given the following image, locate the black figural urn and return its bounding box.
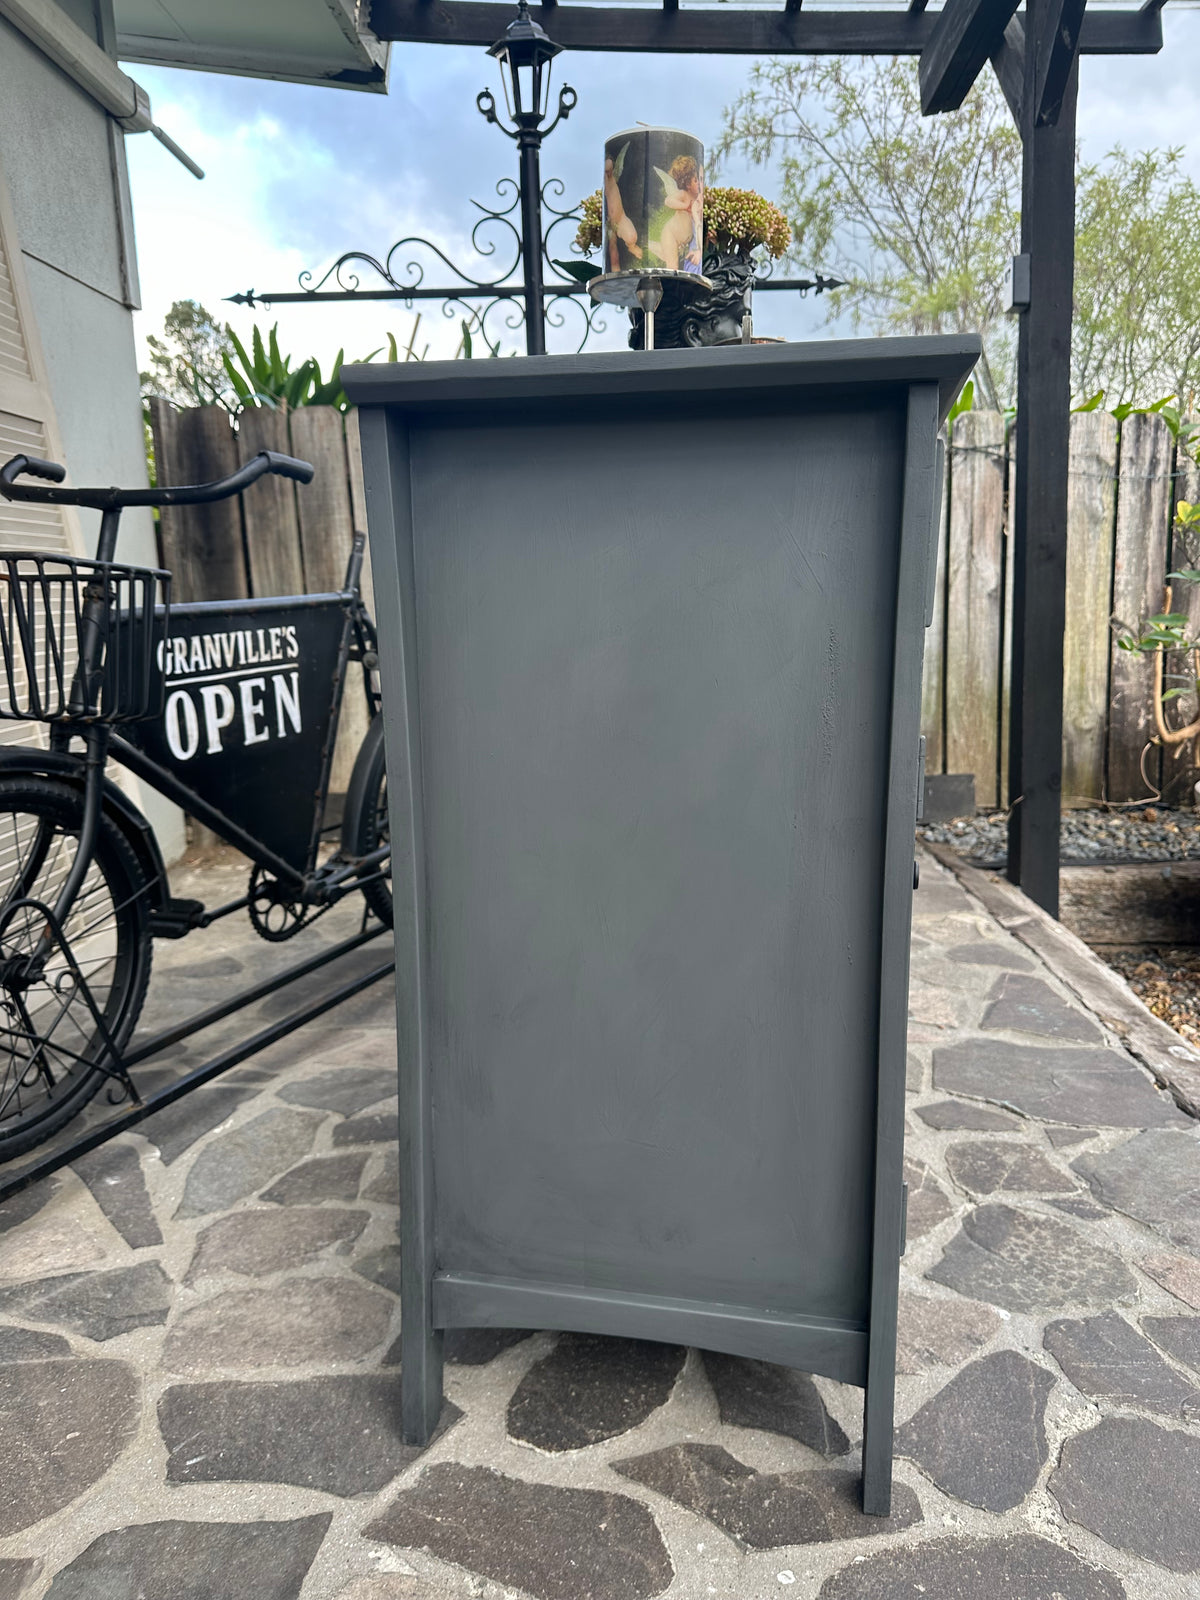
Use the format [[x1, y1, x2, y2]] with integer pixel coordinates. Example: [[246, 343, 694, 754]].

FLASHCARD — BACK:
[[628, 251, 756, 351]]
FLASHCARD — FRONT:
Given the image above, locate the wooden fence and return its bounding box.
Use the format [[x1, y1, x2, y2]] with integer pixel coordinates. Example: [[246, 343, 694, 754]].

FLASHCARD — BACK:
[[150, 398, 1200, 815], [146, 399, 374, 795], [922, 409, 1200, 810]]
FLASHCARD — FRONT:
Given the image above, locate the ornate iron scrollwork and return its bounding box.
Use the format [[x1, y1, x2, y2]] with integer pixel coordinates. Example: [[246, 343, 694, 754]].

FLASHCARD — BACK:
[[229, 172, 605, 354], [291, 179, 524, 304]]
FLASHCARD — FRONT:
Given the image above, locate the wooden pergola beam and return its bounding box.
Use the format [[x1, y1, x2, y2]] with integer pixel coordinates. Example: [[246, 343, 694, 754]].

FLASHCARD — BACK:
[[369, 2, 1162, 56], [990, 15, 1024, 124], [1034, 0, 1087, 123], [919, 0, 1022, 112]]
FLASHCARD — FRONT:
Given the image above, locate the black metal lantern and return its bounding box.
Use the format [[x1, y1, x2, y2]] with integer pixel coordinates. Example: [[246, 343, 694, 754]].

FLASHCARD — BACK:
[[477, 0, 575, 354], [488, 0, 563, 124]]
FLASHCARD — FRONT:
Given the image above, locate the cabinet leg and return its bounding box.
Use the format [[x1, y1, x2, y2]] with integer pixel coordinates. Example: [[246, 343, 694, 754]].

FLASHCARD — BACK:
[[860, 1376, 894, 1516], [400, 1316, 444, 1445]]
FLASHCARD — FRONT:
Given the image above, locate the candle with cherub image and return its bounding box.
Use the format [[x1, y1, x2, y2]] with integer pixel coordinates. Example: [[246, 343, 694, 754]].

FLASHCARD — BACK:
[[601, 128, 704, 276]]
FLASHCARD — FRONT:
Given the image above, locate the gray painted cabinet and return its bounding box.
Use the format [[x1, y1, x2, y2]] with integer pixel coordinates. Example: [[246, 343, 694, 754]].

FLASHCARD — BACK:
[[344, 337, 978, 1513]]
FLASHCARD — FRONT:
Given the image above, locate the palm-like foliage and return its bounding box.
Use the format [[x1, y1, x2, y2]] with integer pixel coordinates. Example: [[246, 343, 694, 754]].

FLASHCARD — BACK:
[[221, 324, 400, 413]]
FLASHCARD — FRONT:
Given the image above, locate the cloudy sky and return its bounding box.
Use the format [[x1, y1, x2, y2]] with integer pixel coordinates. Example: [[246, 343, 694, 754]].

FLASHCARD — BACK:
[[123, 8, 1200, 368]]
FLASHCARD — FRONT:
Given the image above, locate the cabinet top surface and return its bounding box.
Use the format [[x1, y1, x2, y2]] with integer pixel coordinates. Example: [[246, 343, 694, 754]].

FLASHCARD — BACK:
[[342, 333, 980, 425]]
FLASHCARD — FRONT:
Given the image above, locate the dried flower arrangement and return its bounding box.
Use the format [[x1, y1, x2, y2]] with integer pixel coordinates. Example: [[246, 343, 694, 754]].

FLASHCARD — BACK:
[[575, 190, 605, 255], [702, 188, 791, 260]]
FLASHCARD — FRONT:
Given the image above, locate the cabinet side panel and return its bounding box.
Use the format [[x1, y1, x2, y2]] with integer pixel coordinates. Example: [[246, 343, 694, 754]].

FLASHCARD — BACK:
[[413, 403, 905, 1325]]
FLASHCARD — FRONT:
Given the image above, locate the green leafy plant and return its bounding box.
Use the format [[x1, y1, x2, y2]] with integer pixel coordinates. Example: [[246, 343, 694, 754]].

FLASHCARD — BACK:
[[947, 379, 975, 425], [553, 258, 602, 285], [712, 68, 1200, 414], [1074, 390, 1173, 424], [142, 305, 435, 419], [1158, 402, 1198, 455], [1071, 389, 1198, 459], [715, 57, 1021, 409], [1074, 147, 1200, 411], [140, 300, 233, 410], [456, 309, 503, 358], [1072, 390, 1106, 413], [1115, 500, 1200, 760], [221, 324, 371, 412]]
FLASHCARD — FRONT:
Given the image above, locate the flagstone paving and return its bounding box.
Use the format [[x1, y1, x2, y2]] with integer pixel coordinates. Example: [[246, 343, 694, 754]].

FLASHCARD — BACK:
[[1, 846, 1199, 1598]]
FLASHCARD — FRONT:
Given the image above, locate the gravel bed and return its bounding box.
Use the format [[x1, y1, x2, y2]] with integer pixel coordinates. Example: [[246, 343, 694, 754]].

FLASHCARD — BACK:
[[1106, 946, 1200, 1046], [918, 805, 1200, 866], [920, 805, 1200, 1046]]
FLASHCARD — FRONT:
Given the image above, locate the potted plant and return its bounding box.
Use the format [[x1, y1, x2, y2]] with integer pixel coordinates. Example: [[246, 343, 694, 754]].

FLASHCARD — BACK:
[[569, 185, 791, 349]]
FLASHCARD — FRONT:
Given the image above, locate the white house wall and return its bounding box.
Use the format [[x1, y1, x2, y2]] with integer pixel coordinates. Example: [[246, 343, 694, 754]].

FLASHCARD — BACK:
[[0, 12, 152, 565], [0, 1, 185, 859], [25, 259, 154, 540]]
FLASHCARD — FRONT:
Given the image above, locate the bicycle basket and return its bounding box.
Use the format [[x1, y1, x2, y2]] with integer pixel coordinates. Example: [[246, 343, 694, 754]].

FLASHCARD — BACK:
[[0, 553, 170, 724]]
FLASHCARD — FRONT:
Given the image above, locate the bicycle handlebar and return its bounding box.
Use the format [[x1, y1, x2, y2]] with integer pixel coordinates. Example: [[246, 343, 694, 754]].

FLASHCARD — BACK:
[[0, 450, 315, 512], [3, 456, 66, 484]]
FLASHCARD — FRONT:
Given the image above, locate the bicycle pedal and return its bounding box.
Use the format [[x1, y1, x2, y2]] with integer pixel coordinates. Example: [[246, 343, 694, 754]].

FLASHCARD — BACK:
[[148, 898, 206, 939]]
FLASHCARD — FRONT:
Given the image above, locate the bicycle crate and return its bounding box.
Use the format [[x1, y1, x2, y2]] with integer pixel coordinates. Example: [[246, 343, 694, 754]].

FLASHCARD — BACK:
[[0, 553, 170, 724]]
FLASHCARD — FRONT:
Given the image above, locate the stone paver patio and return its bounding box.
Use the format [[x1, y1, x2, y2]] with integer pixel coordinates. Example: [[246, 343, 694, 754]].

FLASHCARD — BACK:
[[1, 845, 1199, 1599]]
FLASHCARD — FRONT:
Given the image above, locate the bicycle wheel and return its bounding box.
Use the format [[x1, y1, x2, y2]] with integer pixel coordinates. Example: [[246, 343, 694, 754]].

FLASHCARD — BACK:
[[341, 714, 393, 929], [0, 776, 152, 1160]]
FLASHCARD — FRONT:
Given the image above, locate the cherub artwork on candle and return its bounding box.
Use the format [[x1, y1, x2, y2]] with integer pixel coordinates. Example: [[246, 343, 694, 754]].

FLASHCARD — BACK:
[[602, 128, 704, 276], [604, 143, 641, 271], [648, 155, 704, 273]]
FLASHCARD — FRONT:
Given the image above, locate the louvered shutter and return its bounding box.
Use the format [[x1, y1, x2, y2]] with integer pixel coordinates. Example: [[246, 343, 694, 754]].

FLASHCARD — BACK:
[[0, 160, 83, 748]]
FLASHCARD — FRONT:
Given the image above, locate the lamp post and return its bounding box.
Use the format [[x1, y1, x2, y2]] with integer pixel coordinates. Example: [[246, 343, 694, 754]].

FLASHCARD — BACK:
[[477, 0, 576, 354]]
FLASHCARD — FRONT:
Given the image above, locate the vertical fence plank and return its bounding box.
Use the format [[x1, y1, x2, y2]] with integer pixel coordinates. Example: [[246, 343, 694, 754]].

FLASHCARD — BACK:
[[345, 407, 375, 617], [289, 404, 367, 795], [1109, 412, 1175, 801], [999, 429, 1015, 809], [149, 399, 246, 602], [1161, 440, 1200, 806], [238, 406, 305, 598], [919, 433, 949, 774], [289, 406, 356, 592], [945, 410, 1006, 806], [1061, 410, 1119, 805], [1181, 446, 1200, 511]]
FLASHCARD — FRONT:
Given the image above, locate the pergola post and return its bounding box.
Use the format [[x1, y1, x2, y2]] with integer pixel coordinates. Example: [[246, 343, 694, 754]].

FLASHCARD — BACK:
[[1005, 0, 1079, 916]]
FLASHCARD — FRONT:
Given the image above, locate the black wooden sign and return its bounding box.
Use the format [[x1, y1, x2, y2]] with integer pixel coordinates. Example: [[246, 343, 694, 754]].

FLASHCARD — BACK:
[[127, 595, 349, 870]]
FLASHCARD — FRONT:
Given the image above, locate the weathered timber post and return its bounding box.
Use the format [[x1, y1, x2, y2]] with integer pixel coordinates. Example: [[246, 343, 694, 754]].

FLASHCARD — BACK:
[[1005, 0, 1080, 915]]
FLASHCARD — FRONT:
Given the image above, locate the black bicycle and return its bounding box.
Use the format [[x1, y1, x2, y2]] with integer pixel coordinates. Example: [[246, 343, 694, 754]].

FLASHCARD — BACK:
[[0, 450, 391, 1161]]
